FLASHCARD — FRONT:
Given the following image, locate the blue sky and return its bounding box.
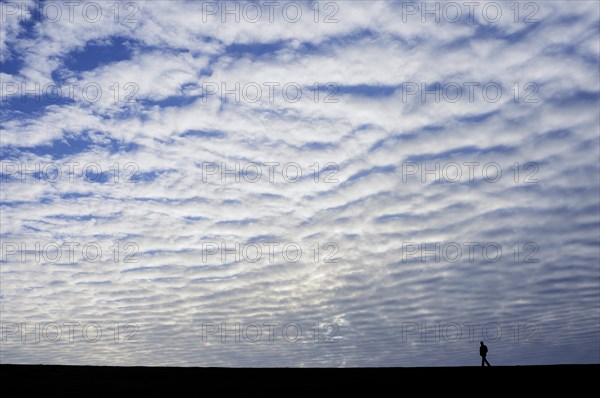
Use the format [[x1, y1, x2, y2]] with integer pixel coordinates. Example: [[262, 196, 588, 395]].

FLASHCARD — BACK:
[[0, 1, 599, 366]]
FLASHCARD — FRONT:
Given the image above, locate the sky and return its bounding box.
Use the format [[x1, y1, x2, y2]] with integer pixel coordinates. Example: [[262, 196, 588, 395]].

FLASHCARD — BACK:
[[0, 0, 599, 367]]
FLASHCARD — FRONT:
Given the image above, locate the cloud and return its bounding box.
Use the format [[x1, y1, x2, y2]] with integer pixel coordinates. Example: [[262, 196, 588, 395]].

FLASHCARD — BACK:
[[0, 0, 599, 367]]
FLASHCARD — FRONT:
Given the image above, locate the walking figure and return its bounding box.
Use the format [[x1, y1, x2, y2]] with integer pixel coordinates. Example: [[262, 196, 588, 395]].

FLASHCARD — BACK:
[[480, 341, 491, 366]]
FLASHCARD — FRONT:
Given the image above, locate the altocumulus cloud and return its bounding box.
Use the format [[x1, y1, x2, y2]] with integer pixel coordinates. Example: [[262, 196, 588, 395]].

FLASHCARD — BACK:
[[0, 0, 599, 367]]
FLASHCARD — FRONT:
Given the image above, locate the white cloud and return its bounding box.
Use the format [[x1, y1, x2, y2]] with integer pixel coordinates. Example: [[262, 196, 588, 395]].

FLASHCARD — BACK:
[[1, 0, 599, 367]]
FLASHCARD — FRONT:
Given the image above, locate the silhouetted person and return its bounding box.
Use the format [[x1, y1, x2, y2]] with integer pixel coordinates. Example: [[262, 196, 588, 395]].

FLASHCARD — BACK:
[[480, 341, 491, 366]]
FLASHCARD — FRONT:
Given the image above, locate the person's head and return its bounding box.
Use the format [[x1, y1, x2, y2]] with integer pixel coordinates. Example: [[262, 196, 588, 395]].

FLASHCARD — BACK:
[[480, 341, 484, 345]]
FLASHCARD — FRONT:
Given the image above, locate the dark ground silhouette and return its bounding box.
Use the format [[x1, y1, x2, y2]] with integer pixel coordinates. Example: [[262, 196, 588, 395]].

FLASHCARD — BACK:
[[1, 364, 597, 396]]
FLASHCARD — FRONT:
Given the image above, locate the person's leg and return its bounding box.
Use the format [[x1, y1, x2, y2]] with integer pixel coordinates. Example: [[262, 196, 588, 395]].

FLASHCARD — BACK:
[[485, 358, 491, 366], [481, 357, 484, 366]]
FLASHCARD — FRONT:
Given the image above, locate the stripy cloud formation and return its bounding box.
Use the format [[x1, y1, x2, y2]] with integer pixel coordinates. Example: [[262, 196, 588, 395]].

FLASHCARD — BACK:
[[0, 1, 599, 367]]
